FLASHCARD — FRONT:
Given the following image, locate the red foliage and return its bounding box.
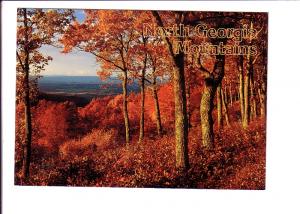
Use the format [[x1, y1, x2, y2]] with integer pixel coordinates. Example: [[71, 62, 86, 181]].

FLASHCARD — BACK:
[[33, 100, 81, 153], [145, 83, 174, 127], [78, 97, 110, 131], [15, 82, 265, 189]]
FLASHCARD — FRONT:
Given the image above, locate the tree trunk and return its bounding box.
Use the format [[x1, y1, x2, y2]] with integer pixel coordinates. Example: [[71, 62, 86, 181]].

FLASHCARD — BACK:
[[217, 85, 223, 128], [152, 11, 189, 171], [200, 83, 216, 148], [229, 83, 233, 106], [138, 66, 145, 143], [243, 54, 254, 128], [250, 78, 257, 120], [243, 67, 250, 128], [152, 76, 163, 136], [173, 52, 189, 170], [21, 8, 32, 180], [221, 88, 230, 127], [238, 55, 245, 123], [242, 21, 254, 128], [186, 75, 192, 128], [224, 85, 228, 105], [258, 82, 266, 117], [200, 54, 225, 148], [122, 71, 130, 144]]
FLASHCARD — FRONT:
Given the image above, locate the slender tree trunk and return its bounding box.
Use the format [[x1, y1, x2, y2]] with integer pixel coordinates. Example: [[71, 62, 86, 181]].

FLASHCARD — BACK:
[[173, 52, 189, 170], [138, 60, 146, 143], [250, 78, 257, 120], [242, 21, 254, 128], [221, 88, 230, 127], [138, 70, 145, 143], [224, 85, 228, 105], [253, 95, 257, 119], [243, 54, 253, 128], [243, 67, 250, 128], [238, 55, 245, 123], [186, 75, 192, 128], [217, 85, 223, 128], [152, 76, 162, 136], [122, 71, 130, 144], [229, 83, 233, 106], [21, 8, 32, 180], [250, 80, 254, 120], [258, 82, 266, 117]]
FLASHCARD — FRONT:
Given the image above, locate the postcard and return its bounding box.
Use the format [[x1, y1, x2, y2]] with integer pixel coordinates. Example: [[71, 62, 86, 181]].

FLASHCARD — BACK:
[[15, 8, 267, 189]]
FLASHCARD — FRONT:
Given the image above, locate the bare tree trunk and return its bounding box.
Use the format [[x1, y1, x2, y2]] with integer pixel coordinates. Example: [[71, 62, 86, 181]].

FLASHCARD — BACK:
[[173, 52, 189, 170], [242, 21, 254, 128], [221, 88, 230, 127], [200, 54, 225, 148], [152, 76, 162, 136], [243, 67, 250, 128], [21, 8, 32, 180], [138, 51, 147, 143], [229, 83, 233, 106], [152, 11, 189, 171], [122, 71, 130, 144], [138, 69, 145, 143], [258, 82, 266, 117], [152, 12, 189, 170], [243, 54, 254, 128], [224, 85, 228, 105], [238, 55, 245, 123], [217, 85, 223, 128], [250, 78, 257, 120], [200, 83, 216, 148], [186, 75, 192, 128], [253, 95, 257, 119]]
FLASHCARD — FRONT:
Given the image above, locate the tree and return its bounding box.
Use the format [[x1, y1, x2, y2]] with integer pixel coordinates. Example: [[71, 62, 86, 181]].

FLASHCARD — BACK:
[[62, 10, 144, 144], [238, 14, 267, 128], [152, 11, 190, 170], [34, 100, 80, 153], [146, 42, 170, 136], [217, 84, 223, 128], [16, 8, 73, 179], [199, 52, 226, 148], [193, 13, 260, 147], [135, 38, 171, 137], [130, 36, 149, 143]]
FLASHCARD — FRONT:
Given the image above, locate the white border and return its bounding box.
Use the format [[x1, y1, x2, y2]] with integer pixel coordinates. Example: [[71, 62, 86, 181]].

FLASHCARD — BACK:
[[2, 1, 300, 214]]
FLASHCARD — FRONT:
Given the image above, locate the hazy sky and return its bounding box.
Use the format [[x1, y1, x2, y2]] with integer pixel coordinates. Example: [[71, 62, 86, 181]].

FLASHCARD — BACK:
[[40, 45, 99, 76], [40, 10, 99, 76]]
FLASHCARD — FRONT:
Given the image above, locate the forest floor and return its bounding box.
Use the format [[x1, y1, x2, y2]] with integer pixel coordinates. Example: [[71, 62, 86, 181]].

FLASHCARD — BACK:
[[16, 118, 266, 189]]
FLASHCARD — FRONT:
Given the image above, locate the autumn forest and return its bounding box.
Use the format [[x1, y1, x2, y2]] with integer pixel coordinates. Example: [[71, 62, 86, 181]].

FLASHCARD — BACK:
[[15, 9, 267, 189]]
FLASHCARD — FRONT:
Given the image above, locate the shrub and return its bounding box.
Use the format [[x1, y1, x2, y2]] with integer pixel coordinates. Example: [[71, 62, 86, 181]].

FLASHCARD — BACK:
[[59, 128, 118, 158]]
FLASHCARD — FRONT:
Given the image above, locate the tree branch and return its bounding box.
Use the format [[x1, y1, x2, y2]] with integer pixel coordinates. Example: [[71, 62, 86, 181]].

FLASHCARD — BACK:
[[151, 11, 177, 62], [77, 47, 125, 71], [16, 51, 26, 72]]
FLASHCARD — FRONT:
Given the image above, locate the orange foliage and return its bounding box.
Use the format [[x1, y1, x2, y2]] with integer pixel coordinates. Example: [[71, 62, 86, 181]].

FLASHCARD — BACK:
[[145, 84, 174, 127], [33, 100, 80, 153], [59, 128, 119, 158], [15, 10, 267, 189], [17, 118, 265, 189]]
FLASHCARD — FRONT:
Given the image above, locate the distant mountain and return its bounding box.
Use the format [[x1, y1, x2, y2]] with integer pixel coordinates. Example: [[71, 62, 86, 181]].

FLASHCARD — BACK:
[[38, 76, 139, 103], [38, 75, 121, 84]]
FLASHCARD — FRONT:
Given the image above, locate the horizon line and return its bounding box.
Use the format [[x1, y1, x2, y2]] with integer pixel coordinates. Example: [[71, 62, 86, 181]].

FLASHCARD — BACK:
[[40, 75, 99, 77]]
